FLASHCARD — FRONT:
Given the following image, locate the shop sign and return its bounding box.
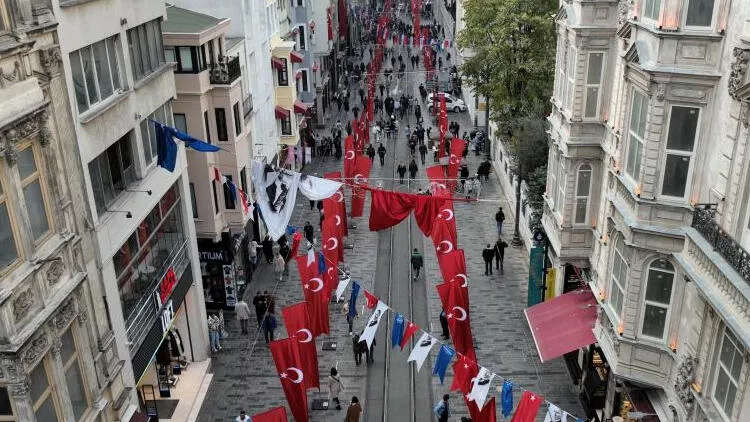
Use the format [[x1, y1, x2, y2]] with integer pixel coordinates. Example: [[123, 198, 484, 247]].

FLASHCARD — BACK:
[[199, 251, 226, 262], [160, 267, 177, 303], [159, 299, 175, 334], [223, 264, 237, 307]]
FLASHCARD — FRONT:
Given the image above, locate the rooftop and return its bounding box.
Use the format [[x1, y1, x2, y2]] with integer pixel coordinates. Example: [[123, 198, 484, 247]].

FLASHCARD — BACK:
[[226, 37, 243, 51], [164, 4, 229, 34]]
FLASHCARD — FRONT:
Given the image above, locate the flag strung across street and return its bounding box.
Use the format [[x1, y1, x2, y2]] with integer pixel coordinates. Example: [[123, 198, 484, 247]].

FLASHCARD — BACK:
[[359, 301, 388, 348], [281, 303, 320, 391], [269, 338, 308, 422], [407, 332, 436, 372]]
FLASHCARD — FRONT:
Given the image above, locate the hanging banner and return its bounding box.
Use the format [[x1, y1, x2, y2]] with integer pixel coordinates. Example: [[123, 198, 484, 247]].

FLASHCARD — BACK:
[[407, 332, 436, 372], [359, 300, 388, 348]]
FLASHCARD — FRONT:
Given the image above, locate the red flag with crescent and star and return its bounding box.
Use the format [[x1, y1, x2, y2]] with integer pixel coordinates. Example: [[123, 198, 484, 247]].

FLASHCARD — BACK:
[[437, 248, 467, 289], [344, 135, 356, 179], [281, 303, 320, 390], [446, 138, 466, 190], [436, 280, 476, 362], [510, 391, 544, 422], [324, 171, 348, 237], [269, 337, 308, 422], [399, 320, 419, 350], [253, 406, 288, 422], [431, 207, 458, 250], [350, 156, 371, 217], [364, 289, 379, 309], [451, 353, 479, 395], [296, 255, 329, 336]]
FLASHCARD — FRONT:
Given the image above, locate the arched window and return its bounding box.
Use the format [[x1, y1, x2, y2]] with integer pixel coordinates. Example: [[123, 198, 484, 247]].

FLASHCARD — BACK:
[[574, 164, 592, 224], [641, 259, 674, 339], [610, 237, 628, 318]]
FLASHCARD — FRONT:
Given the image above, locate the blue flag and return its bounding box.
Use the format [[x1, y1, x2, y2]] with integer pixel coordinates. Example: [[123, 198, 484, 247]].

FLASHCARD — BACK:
[[227, 179, 237, 201], [318, 252, 327, 275], [286, 226, 297, 236], [155, 122, 178, 172], [432, 345, 455, 384], [501, 380, 514, 417], [391, 314, 405, 348], [172, 127, 221, 152], [348, 281, 360, 318]]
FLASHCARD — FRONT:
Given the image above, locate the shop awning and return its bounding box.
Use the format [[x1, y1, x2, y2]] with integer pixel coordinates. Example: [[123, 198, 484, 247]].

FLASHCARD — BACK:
[[524, 288, 598, 363], [294, 100, 309, 114], [290, 51, 304, 63], [271, 57, 285, 70], [274, 105, 290, 119]]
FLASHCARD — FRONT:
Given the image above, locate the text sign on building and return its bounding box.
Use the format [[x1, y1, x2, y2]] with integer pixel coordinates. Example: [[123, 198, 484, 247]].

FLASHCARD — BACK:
[[159, 299, 175, 334]]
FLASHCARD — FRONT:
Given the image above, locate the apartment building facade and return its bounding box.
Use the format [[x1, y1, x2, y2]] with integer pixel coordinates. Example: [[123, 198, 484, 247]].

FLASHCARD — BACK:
[[545, 0, 750, 421], [52, 0, 209, 419], [309, 0, 339, 126]]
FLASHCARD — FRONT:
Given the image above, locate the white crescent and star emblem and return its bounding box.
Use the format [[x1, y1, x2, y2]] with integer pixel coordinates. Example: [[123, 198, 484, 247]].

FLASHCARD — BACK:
[[335, 215, 342, 226], [439, 209, 454, 221], [325, 237, 339, 250], [334, 191, 344, 202], [452, 306, 468, 321], [281, 367, 304, 384], [451, 273, 468, 288], [437, 240, 454, 254], [296, 328, 313, 343], [306, 277, 324, 292], [345, 151, 355, 160], [449, 154, 459, 165]]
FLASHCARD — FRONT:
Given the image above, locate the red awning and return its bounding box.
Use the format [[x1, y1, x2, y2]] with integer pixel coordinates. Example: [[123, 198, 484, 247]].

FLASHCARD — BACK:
[[290, 51, 304, 63], [274, 106, 290, 119], [271, 57, 285, 70], [524, 289, 598, 363], [294, 100, 309, 114]]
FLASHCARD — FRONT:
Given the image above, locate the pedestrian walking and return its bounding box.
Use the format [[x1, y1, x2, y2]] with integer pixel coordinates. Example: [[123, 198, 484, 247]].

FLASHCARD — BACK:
[[409, 159, 418, 179], [495, 207, 505, 236], [343, 301, 356, 335], [439, 309, 450, 339], [352, 334, 363, 365], [397, 163, 407, 183], [264, 290, 276, 314], [433, 394, 450, 422], [377, 143, 387, 166], [248, 239, 259, 269], [328, 367, 344, 410], [279, 242, 290, 275], [366, 144, 376, 162], [304, 221, 314, 244], [345, 396, 362, 422], [482, 244, 495, 275], [262, 235, 274, 263], [495, 238, 508, 273], [235, 299, 252, 334], [419, 143, 427, 165], [252, 291, 267, 326], [262, 311, 277, 343], [208, 314, 222, 352], [274, 252, 285, 281], [415, 104, 422, 122], [360, 335, 375, 364], [235, 410, 251, 422], [411, 248, 423, 279]]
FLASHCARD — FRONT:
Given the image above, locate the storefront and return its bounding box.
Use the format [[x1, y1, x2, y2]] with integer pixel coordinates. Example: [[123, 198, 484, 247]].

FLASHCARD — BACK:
[[199, 231, 249, 310]]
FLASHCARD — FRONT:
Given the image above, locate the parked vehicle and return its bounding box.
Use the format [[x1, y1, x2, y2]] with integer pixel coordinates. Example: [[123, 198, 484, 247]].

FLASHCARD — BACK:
[[426, 93, 467, 113]]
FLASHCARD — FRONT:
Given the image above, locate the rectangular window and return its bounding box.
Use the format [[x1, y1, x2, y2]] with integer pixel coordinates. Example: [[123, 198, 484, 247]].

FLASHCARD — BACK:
[[212, 181, 220, 214], [18, 145, 51, 241], [643, 0, 661, 20], [174, 113, 187, 133], [626, 91, 648, 180], [301, 69, 309, 92], [297, 26, 306, 50], [30, 361, 59, 422], [641, 260, 674, 339], [555, 158, 566, 215], [563, 47, 576, 111], [61, 328, 89, 421], [610, 239, 628, 319], [240, 167, 248, 193], [88, 133, 135, 216], [0, 179, 19, 271], [208, 40, 215, 66], [296, 0, 303, 5], [140, 101, 172, 164], [233, 102, 242, 136], [662, 106, 699, 198], [277, 58, 289, 86], [686, 0, 714, 27], [203, 110, 212, 143], [69, 35, 122, 114], [713, 329, 743, 418], [574, 164, 592, 224], [189, 183, 198, 218], [127, 19, 165, 81], [215, 108, 228, 141], [173, 46, 203, 73], [280, 115, 292, 135], [554, 37, 565, 103], [223, 175, 236, 209], [584, 53, 604, 119]]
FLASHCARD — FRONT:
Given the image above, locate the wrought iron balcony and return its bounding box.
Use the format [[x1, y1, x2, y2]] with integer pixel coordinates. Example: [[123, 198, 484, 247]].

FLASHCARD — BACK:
[[209, 55, 241, 85], [692, 207, 750, 283]]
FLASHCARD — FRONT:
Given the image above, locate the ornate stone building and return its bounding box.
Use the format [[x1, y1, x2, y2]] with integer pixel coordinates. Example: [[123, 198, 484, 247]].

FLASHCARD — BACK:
[[546, 0, 750, 421]]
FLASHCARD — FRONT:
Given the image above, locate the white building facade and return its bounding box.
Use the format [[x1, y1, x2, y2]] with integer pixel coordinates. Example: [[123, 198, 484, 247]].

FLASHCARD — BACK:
[[546, 1, 750, 421]]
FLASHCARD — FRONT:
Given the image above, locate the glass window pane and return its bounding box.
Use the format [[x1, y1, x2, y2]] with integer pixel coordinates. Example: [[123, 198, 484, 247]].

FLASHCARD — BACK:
[[629, 94, 641, 133], [35, 395, 59, 422], [60, 329, 76, 363], [723, 379, 737, 415], [642, 304, 667, 337], [106, 37, 121, 90], [577, 169, 591, 195], [178, 47, 194, 72], [140, 120, 152, 161], [174, 114, 187, 133], [24, 181, 49, 240], [646, 268, 673, 303], [662, 154, 690, 197], [585, 87, 599, 117], [720, 335, 736, 368], [575, 198, 587, 224], [17, 148, 37, 180], [189, 183, 198, 218], [146, 21, 160, 70], [686, 0, 714, 26], [138, 26, 150, 75], [0, 203, 18, 269], [66, 360, 88, 421], [165, 47, 175, 63], [587, 53, 603, 84], [667, 107, 699, 151], [81, 46, 100, 105], [94, 40, 113, 99], [127, 31, 140, 80], [29, 364, 49, 404], [0, 387, 12, 415], [69, 51, 90, 112]]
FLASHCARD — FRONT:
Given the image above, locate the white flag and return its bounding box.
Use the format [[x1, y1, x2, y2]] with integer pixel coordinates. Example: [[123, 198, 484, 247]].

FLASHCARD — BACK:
[[297, 173, 343, 201], [252, 162, 300, 241], [360, 301, 388, 349], [544, 404, 567, 422], [468, 367, 495, 410], [407, 332, 435, 372], [336, 275, 351, 301]]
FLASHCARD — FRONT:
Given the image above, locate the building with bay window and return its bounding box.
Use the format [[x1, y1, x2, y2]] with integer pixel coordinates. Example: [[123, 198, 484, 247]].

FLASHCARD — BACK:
[[544, 0, 750, 421]]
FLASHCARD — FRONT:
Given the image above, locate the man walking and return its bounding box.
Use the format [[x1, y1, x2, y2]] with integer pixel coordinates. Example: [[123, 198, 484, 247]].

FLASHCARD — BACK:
[[433, 394, 450, 422], [262, 311, 277, 343], [482, 244, 495, 275], [495, 237, 509, 273], [397, 163, 407, 183], [419, 143, 427, 165], [409, 159, 418, 179], [252, 291, 267, 326], [377, 143, 387, 166], [439, 309, 450, 339], [495, 207, 505, 236], [235, 298, 252, 334], [304, 221, 314, 244], [411, 248, 424, 279]]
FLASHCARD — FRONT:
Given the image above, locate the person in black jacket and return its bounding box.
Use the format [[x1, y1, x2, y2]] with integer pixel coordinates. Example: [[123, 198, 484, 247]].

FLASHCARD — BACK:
[[366, 144, 376, 162], [397, 163, 407, 183], [303, 221, 314, 244], [495, 238, 509, 272], [377, 143, 387, 166], [408, 159, 418, 179], [419, 143, 428, 165], [495, 207, 505, 236], [482, 244, 495, 275]]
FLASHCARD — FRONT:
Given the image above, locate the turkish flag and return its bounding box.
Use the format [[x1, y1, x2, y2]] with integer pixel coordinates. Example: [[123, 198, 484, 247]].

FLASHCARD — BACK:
[[399, 320, 419, 350], [446, 138, 466, 191], [466, 396, 497, 422], [369, 189, 416, 231], [425, 165, 450, 197], [350, 156, 371, 218], [269, 338, 308, 422], [338, 0, 348, 40], [296, 255, 329, 336], [451, 354, 479, 395], [253, 406, 288, 422], [322, 215, 342, 266], [413, 196, 446, 237], [364, 289, 379, 309], [431, 213, 458, 253], [437, 249, 467, 287], [288, 231, 303, 260], [436, 281, 476, 362], [281, 303, 320, 390], [510, 391, 544, 422], [323, 264, 339, 299], [344, 135, 356, 179], [324, 172, 348, 237]]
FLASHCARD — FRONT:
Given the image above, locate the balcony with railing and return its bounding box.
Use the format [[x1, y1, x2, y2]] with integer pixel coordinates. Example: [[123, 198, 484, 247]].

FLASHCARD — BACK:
[[209, 55, 241, 85], [691, 207, 750, 284]]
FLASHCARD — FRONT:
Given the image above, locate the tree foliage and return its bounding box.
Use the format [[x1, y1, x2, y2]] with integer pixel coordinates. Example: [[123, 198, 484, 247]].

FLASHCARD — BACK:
[[507, 117, 549, 177], [524, 165, 548, 232]]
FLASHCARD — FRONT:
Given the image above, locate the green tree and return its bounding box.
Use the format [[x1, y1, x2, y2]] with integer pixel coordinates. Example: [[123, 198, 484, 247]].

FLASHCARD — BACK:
[[524, 165, 548, 232]]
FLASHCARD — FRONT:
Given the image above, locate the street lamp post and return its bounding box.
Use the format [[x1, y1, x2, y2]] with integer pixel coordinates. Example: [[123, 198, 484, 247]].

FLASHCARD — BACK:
[[511, 162, 523, 246]]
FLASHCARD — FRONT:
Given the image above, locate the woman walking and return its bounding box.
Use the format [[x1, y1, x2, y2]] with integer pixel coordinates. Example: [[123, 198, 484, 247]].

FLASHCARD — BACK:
[[345, 396, 362, 422], [207, 314, 222, 353], [328, 367, 343, 410], [274, 252, 285, 282]]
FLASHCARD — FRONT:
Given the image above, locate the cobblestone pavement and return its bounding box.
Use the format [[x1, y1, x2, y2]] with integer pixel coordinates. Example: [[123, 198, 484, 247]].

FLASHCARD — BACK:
[[197, 17, 584, 422]]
